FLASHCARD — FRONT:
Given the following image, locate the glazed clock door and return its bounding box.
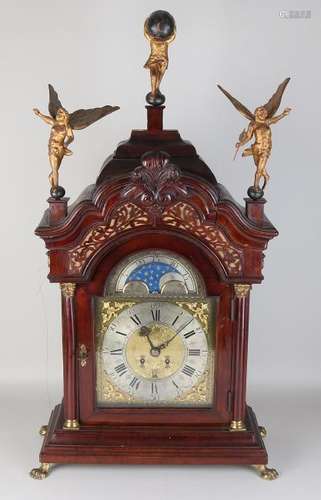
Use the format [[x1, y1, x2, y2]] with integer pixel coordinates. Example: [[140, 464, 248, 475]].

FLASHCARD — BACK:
[[95, 250, 217, 409], [79, 248, 232, 425]]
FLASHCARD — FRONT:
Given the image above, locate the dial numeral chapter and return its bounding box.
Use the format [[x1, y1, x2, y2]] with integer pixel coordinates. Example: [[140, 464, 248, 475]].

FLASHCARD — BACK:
[[151, 382, 158, 395], [188, 349, 201, 356], [130, 314, 141, 326], [182, 364, 196, 377], [116, 331, 127, 337], [184, 330, 196, 339], [129, 376, 141, 390], [114, 363, 127, 376], [151, 309, 161, 322], [172, 315, 180, 326], [110, 348, 123, 355]]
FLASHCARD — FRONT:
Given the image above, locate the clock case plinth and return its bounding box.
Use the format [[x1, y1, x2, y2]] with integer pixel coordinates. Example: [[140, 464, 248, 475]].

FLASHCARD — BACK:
[[35, 106, 278, 475], [39, 403, 267, 466]]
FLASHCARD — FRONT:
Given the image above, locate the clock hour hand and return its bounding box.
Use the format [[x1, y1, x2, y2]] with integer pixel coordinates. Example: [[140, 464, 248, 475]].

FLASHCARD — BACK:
[[139, 326, 160, 357]]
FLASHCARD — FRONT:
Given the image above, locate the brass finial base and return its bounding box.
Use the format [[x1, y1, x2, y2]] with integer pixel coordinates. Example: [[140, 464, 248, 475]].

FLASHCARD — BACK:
[[63, 418, 80, 430], [230, 420, 247, 431]]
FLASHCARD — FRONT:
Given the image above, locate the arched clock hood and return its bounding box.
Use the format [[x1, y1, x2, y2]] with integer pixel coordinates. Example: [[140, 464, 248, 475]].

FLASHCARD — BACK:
[[35, 106, 278, 285]]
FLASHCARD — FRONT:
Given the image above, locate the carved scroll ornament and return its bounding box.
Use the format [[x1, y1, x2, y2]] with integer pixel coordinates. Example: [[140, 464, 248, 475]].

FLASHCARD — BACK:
[[69, 203, 150, 272], [162, 202, 242, 275], [121, 151, 188, 214], [69, 200, 242, 276]]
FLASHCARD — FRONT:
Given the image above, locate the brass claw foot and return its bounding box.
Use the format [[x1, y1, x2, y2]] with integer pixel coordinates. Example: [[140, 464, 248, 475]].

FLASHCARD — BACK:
[[30, 463, 52, 480], [253, 464, 279, 480], [258, 425, 267, 438], [39, 425, 48, 437]]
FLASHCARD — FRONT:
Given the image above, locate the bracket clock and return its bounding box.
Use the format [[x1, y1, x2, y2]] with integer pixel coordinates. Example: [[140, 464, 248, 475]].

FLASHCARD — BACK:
[[31, 11, 291, 481]]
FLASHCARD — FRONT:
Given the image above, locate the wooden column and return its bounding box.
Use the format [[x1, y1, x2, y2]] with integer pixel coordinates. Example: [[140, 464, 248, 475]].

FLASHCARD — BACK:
[[60, 283, 79, 430], [230, 284, 251, 431]]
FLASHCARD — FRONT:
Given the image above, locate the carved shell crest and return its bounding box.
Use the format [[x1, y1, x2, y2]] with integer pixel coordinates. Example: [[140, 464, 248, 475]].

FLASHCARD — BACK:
[[121, 151, 188, 210]]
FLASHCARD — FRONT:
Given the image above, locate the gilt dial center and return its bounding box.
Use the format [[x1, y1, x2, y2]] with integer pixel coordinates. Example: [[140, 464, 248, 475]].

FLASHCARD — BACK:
[[126, 323, 185, 380]]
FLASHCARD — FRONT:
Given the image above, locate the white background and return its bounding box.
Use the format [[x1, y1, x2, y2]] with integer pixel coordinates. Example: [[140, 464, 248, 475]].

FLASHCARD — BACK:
[[0, 0, 320, 498]]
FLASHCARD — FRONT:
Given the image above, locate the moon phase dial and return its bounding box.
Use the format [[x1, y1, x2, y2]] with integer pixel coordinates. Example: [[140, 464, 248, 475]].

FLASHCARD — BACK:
[[105, 250, 206, 297], [98, 301, 213, 406]]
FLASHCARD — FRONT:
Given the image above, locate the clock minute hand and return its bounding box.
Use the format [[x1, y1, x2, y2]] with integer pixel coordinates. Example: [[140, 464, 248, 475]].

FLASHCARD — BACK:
[[158, 318, 194, 350]]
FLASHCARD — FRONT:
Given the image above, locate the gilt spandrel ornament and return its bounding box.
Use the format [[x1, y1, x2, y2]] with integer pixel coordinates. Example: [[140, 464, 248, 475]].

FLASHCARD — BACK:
[[144, 10, 176, 106], [218, 78, 292, 200], [33, 84, 119, 199]]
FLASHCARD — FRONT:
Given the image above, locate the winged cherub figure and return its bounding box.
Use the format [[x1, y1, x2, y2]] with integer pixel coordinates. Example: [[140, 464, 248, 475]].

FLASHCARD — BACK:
[[33, 85, 119, 197], [217, 78, 291, 198]]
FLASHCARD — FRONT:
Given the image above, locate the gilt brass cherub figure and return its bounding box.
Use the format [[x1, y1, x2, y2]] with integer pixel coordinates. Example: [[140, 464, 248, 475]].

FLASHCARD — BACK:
[[218, 78, 292, 199], [144, 10, 176, 106], [33, 85, 119, 198]]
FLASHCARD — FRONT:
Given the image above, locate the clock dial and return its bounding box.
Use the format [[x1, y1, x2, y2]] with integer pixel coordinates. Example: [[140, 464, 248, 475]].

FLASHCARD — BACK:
[[99, 301, 210, 404], [105, 250, 205, 296]]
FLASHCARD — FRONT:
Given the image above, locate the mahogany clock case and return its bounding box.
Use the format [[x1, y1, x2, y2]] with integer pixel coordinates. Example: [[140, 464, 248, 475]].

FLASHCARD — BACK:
[[35, 106, 277, 468]]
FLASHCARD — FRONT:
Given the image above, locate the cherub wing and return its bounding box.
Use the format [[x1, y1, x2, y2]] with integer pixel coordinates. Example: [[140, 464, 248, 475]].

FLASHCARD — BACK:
[[217, 84, 254, 121], [263, 77, 290, 118], [69, 105, 120, 130], [48, 84, 63, 118]]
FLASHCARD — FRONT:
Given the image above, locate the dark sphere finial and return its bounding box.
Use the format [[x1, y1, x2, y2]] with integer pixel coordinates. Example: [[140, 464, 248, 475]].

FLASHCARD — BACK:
[[146, 10, 176, 40], [247, 185, 264, 200], [146, 91, 166, 107], [50, 185, 66, 200]]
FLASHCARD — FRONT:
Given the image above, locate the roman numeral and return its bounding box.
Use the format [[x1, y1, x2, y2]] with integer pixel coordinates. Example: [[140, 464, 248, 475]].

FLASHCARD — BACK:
[[151, 308, 160, 322], [110, 348, 123, 355], [184, 330, 196, 339], [114, 363, 127, 376], [130, 314, 141, 325], [182, 364, 196, 377], [151, 382, 158, 395], [172, 315, 180, 326], [129, 376, 140, 390], [116, 331, 127, 337], [172, 380, 180, 390], [188, 349, 201, 356]]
